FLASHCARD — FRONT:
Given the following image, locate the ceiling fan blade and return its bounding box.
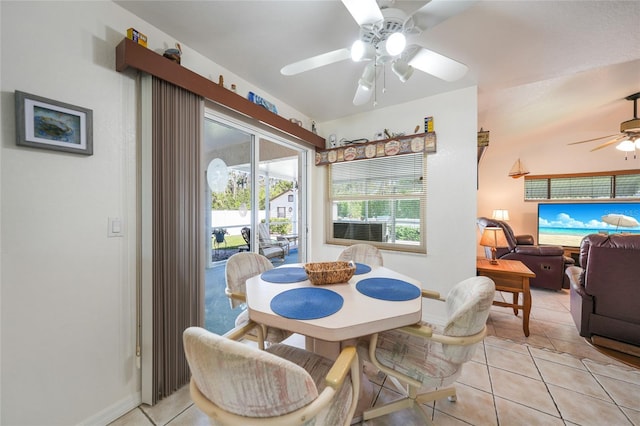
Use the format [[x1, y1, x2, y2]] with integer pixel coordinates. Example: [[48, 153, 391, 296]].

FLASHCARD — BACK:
[[341, 0, 383, 26], [567, 134, 620, 145], [280, 48, 351, 76], [408, 47, 468, 82], [353, 84, 373, 106], [411, 0, 478, 31], [590, 135, 628, 151]]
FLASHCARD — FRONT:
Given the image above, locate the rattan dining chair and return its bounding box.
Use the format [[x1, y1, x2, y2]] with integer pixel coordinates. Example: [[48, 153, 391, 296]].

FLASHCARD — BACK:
[[337, 243, 384, 267], [225, 252, 291, 349], [184, 324, 360, 426], [359, 275, 495, 422]]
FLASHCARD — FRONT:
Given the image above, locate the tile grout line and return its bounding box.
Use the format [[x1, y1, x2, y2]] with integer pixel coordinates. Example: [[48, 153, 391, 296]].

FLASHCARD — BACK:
[[587, 367, 637, 425], [526, 344, 565, 423]]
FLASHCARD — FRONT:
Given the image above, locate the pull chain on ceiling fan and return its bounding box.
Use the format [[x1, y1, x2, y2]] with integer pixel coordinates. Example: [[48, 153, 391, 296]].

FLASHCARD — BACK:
[[280, 0, 475, 106]]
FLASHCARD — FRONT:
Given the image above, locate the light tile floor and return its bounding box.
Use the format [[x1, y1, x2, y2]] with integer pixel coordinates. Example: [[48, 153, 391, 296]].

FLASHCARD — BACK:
[[110, 288, 640, 426]]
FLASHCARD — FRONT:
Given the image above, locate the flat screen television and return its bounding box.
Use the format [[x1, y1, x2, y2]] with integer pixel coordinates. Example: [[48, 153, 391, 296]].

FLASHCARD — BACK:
[[538, 202, 640, 247]]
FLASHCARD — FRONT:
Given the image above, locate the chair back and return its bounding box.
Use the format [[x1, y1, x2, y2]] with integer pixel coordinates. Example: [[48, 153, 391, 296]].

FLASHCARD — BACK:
[[258, 222, 272, 242], [442, 276, 495, 363], [337, 243, 383, 267], [241, 227, 251, 250], [183, 327, 318, 418], [225, 252, 273, 309]]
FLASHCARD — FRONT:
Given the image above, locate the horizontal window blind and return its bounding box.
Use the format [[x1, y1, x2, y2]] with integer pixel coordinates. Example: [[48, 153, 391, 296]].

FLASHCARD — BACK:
[[525, 179, 548, 200], [550, 176, 612, 199], [615, 174, 640, 197], [331, 153, 425, 198], [525, 171, 640, 200]]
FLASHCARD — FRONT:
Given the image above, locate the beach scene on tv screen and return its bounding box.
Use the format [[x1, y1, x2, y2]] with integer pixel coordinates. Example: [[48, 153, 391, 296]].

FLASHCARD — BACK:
[[538, 202, 640, 247]]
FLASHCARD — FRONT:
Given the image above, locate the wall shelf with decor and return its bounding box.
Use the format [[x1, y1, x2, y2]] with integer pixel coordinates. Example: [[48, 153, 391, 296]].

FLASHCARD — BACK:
[[314, 132, 436, 166], [115, 37, 325, 149]]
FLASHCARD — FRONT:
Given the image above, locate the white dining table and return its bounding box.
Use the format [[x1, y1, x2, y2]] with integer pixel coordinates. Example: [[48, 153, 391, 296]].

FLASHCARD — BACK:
[[246, 263, 423, 358]]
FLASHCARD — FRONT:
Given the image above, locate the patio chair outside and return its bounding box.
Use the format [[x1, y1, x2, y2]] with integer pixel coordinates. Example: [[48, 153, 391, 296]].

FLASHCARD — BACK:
[[241, 226, 285, 261]]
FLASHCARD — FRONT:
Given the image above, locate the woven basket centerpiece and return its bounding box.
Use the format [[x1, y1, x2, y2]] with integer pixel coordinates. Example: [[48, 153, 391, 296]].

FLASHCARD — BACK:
[[304, 261, 356, 285]]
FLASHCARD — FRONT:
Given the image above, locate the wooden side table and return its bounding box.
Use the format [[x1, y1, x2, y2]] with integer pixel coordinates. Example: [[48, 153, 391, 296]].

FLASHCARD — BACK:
[[476, 258, 536, 336]]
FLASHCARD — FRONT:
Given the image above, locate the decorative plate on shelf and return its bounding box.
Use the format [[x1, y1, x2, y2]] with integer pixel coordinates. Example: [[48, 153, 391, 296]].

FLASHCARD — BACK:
[[384, 140, 400, 156], [411, 136, 425, 152], [365, 144, 376, 158], [344, 146, 357, 161]]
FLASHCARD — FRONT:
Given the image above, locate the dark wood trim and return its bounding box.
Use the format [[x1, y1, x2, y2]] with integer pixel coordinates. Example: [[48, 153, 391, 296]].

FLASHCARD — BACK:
[[525, 169, 640, 179], [115, 38, 325, 149], [314, 132, 435, 165]]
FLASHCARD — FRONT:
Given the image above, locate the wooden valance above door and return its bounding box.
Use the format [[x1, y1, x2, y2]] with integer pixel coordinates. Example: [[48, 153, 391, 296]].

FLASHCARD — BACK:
[[115, 38, 325, 150]]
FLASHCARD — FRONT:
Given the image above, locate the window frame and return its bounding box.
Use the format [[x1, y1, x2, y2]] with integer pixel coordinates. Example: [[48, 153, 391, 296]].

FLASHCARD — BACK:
[[325, 153, 427, 254], [524, 170, 640, 201]]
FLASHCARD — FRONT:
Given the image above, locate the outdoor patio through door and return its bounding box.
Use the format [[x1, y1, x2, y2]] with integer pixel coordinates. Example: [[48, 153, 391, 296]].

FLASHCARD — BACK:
[[203, 113, 307, 335]]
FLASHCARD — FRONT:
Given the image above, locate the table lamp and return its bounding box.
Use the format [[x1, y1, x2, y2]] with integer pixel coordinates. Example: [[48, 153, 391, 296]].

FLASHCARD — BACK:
[[480, 227, 508, 264], [492, 209, 510, 221]]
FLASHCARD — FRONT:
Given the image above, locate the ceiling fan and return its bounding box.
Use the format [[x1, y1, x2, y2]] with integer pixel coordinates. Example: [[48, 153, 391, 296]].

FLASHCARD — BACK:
[[280, 0, 474, 106], [569, 92, 640, 155]]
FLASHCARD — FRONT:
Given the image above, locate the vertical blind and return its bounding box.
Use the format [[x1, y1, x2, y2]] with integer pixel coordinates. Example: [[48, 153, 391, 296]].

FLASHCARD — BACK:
[[151, 77, 203, 403]]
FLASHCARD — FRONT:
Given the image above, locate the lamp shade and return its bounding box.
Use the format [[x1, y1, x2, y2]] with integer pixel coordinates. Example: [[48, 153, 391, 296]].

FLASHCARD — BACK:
[[479, 227, 508, 249], [492, 209, 510, 221]]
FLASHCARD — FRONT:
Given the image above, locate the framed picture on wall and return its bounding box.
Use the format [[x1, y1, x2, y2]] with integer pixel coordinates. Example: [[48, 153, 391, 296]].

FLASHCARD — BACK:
[[15, 90, 93, 155]]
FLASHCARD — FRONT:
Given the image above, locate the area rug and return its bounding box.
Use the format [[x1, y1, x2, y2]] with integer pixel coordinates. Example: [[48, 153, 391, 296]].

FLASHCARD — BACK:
[[211, 248, 239, 262]]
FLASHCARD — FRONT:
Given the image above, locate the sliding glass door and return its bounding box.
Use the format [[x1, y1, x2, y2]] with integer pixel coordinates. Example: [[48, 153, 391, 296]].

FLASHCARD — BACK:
[[203, 118, 253, 334], [203, 111, 307, 335]]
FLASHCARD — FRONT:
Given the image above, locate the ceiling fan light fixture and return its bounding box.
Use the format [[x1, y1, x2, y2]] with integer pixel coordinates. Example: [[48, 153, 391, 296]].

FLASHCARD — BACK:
[[385, 32, 406, 56], [615, 139, 635, 152], [358, 63, 376, 91], [350, 40, 375, 62], [391, 59, 414, 83]]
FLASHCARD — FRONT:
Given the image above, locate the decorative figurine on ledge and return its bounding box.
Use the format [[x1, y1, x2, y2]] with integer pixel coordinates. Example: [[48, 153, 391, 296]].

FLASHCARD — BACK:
[[163, 43, 182, 64]]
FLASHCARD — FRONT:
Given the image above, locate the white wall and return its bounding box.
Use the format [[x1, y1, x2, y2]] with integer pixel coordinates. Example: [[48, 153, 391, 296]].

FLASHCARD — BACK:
[[1, 3, 138, 424], [0, 2, 311, 425], [316, 87, 478, 323]]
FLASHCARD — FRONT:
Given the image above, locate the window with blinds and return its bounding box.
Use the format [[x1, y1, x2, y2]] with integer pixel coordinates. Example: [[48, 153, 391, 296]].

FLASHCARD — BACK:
[[524, 171, 640, 200], [327, 153, 426, 253]]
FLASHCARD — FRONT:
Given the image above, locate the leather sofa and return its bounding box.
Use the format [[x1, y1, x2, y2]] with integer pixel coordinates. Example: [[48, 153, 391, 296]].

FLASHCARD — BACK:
[[477, 217, 574, 290], [566, 234, 640, 347]]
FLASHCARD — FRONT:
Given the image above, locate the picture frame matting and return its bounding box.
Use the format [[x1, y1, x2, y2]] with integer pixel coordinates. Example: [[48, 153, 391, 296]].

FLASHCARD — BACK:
[[15, 90, 93, 155]]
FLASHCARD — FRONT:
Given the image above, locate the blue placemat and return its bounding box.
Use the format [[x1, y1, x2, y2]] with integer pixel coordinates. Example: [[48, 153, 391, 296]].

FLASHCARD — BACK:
[[354, 262, 371, 275], [356, 277, 421, 301], [270, 287, 344, 320], [261, 267, 308, 283]]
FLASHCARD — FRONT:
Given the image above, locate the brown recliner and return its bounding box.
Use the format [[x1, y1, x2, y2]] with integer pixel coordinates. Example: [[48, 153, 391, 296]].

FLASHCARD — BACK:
[[477, 217, 574, 290], [566, 234, 640, 347]]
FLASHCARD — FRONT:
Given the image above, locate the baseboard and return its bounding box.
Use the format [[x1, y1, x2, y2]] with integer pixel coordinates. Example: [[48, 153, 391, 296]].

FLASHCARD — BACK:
[[76, 391, 141, 426], [591, 335, 640, 358]]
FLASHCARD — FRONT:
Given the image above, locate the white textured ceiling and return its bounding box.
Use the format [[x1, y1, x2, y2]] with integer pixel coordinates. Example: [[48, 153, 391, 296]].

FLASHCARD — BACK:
[[115, 0, 640, 147]]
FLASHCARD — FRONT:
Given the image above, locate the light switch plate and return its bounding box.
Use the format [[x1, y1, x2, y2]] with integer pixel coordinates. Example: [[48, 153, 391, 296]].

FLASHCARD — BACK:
[[108, 217, 124, 237]]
